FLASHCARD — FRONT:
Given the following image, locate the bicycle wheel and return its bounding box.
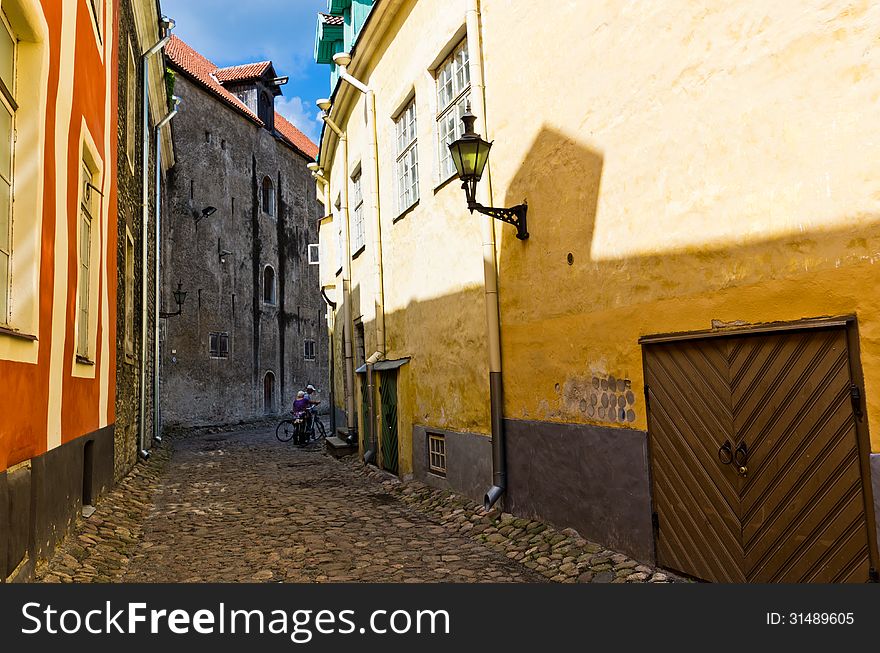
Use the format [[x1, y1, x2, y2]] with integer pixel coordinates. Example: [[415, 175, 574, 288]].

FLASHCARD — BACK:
[[313, 418, 327, 441], [275, 420, 295, 442]]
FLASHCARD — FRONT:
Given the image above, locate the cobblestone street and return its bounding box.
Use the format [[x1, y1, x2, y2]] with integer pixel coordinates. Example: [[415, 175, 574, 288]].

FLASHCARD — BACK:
[[35, 422, 678, 584]]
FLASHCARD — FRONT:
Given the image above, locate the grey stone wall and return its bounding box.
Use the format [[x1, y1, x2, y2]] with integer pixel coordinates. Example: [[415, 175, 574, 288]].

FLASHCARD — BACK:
[[114, 0, 158, 480], [160, 73, 326, 427]]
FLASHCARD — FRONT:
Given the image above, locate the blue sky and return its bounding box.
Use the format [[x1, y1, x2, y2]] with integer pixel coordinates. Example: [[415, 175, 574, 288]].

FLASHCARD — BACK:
[[161, 0, 330, 144]]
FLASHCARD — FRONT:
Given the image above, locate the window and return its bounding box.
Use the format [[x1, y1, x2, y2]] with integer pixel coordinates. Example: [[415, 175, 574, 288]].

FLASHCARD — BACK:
[[0, 10, 15, 325], [395, 97, 419, 213], [263, 265, 275, 304], [262, 176, 275, 217], [435, 39, 471, 181], [303, 339, 316, 361], [263, 371, 275, 412], [77, 160, 96, 359], [334, 195, 343, 273], [209, 331, 229, 358], [308, 243, 320, 265], [124, 229, 134, 357], [0, 1, 48, 356], [351, 171, 364, 252], [429, 433, 447, 476], [259, 91, 274, 130], [126, 40, 136, 171]]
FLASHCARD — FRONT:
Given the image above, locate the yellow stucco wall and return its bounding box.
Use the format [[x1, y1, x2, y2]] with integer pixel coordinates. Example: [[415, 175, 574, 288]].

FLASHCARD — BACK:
[[319, 0, 880, 463], [320, 0, 493, 474], [480, 0, 880, 450]]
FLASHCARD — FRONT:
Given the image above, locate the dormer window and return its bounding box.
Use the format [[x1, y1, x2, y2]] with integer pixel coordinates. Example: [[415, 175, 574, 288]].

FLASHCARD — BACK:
[[259, 91, 274, 130]]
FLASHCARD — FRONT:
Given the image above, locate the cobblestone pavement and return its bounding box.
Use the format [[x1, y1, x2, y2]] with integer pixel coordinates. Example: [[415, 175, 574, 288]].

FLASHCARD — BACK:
[[36, 422, 680, 583]]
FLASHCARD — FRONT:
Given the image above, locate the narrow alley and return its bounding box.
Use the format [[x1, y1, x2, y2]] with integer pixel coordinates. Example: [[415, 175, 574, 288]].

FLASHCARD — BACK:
[[34, 425, 676, 584]]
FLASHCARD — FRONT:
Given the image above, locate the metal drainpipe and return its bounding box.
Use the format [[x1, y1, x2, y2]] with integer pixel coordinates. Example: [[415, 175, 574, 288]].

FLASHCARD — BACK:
[[333, 53, 386, 465], [466, 0, 507, 509], [139, 21, 174, 461], [152, 96, 180, 446], [314, 113, 358, 442], [320, 286, 337, 434]]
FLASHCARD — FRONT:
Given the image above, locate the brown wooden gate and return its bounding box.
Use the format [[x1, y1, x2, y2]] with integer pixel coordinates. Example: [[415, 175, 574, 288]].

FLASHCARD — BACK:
[[643, 320, 879, 583]]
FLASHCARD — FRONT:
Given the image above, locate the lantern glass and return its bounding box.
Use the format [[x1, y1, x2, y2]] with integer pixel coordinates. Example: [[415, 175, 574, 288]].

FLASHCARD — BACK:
[[173, 284, 187, 308], [449, 135, 492, 181]]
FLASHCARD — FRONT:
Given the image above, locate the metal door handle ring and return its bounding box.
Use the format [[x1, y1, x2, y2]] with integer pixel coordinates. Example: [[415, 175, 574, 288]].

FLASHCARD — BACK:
[[718, 440, 733, 465], [735, 442, 748, 466]]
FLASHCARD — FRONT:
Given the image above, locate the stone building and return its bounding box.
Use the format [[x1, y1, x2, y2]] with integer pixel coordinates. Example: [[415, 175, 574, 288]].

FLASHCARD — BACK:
[[160, 36, 325, 428], [114, 0, 176, 479]]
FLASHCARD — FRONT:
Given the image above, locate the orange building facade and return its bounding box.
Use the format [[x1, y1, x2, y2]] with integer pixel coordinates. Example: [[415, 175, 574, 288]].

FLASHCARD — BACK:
[[0, 0, 120, 582]]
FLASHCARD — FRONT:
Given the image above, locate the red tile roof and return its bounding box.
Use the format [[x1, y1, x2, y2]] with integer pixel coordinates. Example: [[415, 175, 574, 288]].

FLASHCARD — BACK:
[[215, 61, 273, 83], [320, 13, 344, 26], [275, 112, 319, 160], [164, 36, 317, 160]]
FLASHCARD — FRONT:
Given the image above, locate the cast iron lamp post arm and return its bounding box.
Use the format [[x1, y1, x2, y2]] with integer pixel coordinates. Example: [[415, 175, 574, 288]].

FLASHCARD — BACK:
[[467, 202, 528, 240]]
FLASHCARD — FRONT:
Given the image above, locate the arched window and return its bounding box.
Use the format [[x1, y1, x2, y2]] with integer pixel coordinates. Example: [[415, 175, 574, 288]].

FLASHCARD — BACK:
[[263, 265, 276, 304], [261, 176, 275, 216], [263, 371, 275, 412]]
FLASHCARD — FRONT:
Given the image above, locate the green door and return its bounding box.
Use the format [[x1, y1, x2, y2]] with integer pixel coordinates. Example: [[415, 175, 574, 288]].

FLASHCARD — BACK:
[[379, 371, 399, 475]]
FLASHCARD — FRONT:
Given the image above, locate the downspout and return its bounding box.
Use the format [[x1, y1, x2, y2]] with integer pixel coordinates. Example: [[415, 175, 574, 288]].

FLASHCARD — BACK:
[[333, 52, 386, 465], [466, 0, 506, 509], [313, 109, 358, 443], [152, 95, 180, 446], [139, 17, 175, 461], [320, 287, 337, 434]]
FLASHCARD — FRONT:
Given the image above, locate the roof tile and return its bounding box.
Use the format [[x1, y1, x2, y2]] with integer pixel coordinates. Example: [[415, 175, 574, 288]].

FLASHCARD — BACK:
[[164, 36, 317, 160]]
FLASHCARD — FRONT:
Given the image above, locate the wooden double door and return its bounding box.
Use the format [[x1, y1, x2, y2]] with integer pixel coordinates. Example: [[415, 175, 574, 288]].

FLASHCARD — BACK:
[[644, 322, 878, 583]]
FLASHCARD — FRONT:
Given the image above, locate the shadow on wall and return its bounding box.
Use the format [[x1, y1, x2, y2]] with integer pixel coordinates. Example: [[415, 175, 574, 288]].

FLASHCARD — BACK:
[[487, 125, 880, 560]]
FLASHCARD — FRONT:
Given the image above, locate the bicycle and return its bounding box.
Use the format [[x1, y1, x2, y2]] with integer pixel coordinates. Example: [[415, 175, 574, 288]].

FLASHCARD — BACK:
[[275, 408, 326, 445]]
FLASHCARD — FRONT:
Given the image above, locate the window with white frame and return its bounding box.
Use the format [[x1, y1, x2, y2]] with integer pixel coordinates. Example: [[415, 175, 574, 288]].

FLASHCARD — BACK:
[[308, 243, 320, 265], [351, 171, 364, 253], [77, 160, 96, 358], [429, 433, 447, 476], [0, 10, 15, 325], [435, 39, 471, 181], [395, 97, 418, 213]]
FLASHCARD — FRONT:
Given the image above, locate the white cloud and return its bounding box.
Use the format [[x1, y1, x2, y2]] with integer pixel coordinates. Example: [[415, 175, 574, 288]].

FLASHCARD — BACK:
[[275, 95, 323, 144]]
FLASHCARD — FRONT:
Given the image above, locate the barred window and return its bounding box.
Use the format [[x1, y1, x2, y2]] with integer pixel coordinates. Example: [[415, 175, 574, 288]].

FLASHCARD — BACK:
[[435, 40, 470, 181], [395, 97, 418, 213]]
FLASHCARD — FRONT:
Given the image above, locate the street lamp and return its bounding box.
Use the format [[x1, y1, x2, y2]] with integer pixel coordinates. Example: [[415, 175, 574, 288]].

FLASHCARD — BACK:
[[160, 282, 187, 318], [448, 108, 528, 240], [195, 205, 217, 225]]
